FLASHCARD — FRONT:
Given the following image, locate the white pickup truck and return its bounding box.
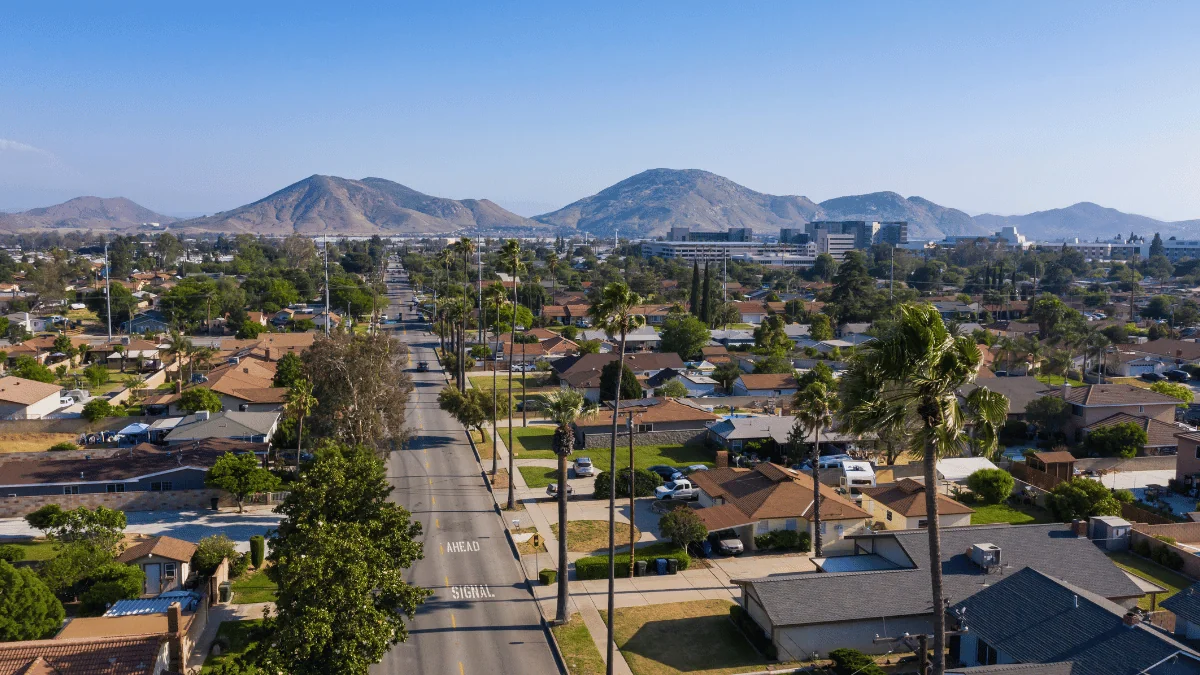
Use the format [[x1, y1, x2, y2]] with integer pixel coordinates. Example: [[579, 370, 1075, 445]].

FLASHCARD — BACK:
[[655, 479, 698, 501]]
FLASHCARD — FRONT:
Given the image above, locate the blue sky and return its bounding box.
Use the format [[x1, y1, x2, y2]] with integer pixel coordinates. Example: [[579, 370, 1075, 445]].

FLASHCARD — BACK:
[[2, 2, 1199, 220]]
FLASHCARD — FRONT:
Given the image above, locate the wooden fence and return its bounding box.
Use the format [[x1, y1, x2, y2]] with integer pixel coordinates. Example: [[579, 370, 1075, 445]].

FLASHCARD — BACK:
[[1009, 461, 1063, 492]]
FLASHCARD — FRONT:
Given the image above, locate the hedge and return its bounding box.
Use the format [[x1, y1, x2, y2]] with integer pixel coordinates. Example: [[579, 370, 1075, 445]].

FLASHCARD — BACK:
[[729, 605, 776, 659], [593, 467, 661, 499], [249, 536, 265, 568], [575, 544, 690, 580], [539, 569, 557, 585], [752, 529, 810, 552], [829, 648, 886, 675], [0, 544, 26, 563]]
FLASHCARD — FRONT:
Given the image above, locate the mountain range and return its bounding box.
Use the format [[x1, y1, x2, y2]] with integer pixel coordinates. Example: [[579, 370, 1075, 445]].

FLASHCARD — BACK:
[[4, 168, 1200, 242]]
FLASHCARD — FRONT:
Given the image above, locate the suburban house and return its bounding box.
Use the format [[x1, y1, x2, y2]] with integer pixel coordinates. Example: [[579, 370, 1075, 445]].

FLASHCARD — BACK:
[[121, 309, 171, 334], [690, 462, 871, 554], [678, 374, 718, 396], [571, 397, 719, 448], [0, 439, 263, 517], [580, 325, 662, 352], [709, 329, 756, 347], [162, 410, 279, 445], [117, 535, 197, 596], [1162, 581, 1200, 641], [554, 352, 685, 402], [0, 375, 63, 420], [860, 479, 975, 530], [1173, 432, 1200, 485], [1127, 339, 1200, 367], [707, 416, 794, 453], [731, 373, 799, 397], [0, 633, 176, 675], [958, 376, 1046, 420], [1083, 411, 1191, 456], [732, 522, 1146, 660], [732, 301, 774, 324], [1040, 384, 1183, 436], [700, 345, 732, 365], [203, 360, 287, 412], [784, 323, 810, 346], [949, 568, 1200, 674]]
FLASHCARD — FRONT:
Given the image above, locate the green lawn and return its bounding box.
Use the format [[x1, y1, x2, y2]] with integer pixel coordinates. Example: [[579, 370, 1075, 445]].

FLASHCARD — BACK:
[[552, 613, 605, 675], [1035, 374, 1085, 387], [969, 502, 1054, 525], [469, 374, 557, 413], [602, 599, 795, 675], [1107, 551, 1195, 611], [520, 443, 715, 488], [231, 568, 277, 604], [201, 620, 265, 673], [505, 425, 557, 458], [3, 540, 60, 561]]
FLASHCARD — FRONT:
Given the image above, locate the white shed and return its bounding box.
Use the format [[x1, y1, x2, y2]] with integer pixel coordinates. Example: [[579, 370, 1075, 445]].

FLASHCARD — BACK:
[[936, 457, 1000, 484]]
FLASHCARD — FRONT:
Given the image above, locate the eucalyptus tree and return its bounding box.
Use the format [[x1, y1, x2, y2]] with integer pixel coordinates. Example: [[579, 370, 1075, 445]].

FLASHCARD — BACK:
[[840, 303, 1008, 675]]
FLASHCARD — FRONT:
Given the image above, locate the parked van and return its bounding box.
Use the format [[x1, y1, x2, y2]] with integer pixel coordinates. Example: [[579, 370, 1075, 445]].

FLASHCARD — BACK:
[[839, 461, 876, 493]]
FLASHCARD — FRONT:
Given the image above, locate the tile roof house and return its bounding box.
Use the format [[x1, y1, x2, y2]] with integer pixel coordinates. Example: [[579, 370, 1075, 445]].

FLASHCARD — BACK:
[[733, 522, 1146, 661], [949, 567, 1200, 675], [0, 635, 170, 675], [203, 360, 287, 412], [554, 353, 684, 402], [690, 463, 870, 553], [573, 397, 719, 448], [731, 373, 799, 397], [0, 375, 63, 420], [861, 478, 975, 530], [1039, 384, 1183, 435], [959, 377, 1047, 419], [701, 345, 732, 364]]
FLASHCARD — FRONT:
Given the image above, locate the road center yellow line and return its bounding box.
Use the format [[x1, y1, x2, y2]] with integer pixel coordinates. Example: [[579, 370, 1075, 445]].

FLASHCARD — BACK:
[[459, 662, 464, 675], [435, 518, 439, 528], [445, 575, 450, 587], [439, 543, 444, 555], [432, 496, 436, 505], [451, 613, 457, 629]]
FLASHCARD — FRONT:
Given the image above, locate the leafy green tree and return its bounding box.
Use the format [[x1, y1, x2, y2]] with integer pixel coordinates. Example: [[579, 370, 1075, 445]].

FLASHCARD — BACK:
[[1142, 295, 1174, 320], [236, 321, 267, 339], [599, 360, 641, 402], [301, 332, 412, 448], [79, 563, 144, 615], [577, 339, 602, 355], [273, 352, 304, 388], [0, 560, 65, 641], [1151, 381, 1194, 406], [0, 544, 26, 563], [826, 251, 880, 323], [753, 315, 790, 353], [1085, 422, 1146, 458], [809, 314, 833, 342], [796, 361, 835, 389], [38, 543, 114, 599], [1025, 395, 1070, 437], [660, 314, 710, 361], [967, 468, 1015, 504], [261, 444, 430, 675], [1050, 477, 1121, 521], [180, 386, 223, 413], [752, 353, 794, 374], [654, 379, 688, 398], [10, 355, 55, 383], [81, 398, 123, 422], [26, 505, 125, 551], [83, 361, 110, 388], [206, 452, 281, 513], [658, 508, 707, 551], [829, 648, 886, 675], [193, 534, 240, 577], [712, 361, 742, 392], [437, 385, 489, 440], [86, 283, 138, 328]]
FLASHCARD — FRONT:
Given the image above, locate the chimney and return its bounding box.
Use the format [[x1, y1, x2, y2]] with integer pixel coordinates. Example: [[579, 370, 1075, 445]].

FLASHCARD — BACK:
[[715, 450, 729, 469], [265, 347, 272, 361], [166, 602, 181, 634], [167, 602, 183, 672], [1072, 519, 1088, 538], [1123, 611, 1141, 627]]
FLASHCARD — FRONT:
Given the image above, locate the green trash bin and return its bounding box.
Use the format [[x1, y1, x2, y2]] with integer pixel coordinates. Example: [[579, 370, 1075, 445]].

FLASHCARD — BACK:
[[634, 560, 647, 577]]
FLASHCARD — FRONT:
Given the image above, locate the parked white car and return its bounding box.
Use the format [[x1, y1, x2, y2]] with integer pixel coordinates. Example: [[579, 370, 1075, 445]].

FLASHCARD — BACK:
[[58, 396, 75, 407], [573, 457, 595, 477], [655, 479, 698, 501]]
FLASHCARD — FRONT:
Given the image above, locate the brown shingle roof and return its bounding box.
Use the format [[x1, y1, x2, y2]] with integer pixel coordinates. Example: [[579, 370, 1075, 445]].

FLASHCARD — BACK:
[[0, 440, 263, 487], [735, 374, 799, 391], [862, 479, 975, 518], [690, 463, 869, 523], [1046, 383, 1184, 406], [1031, 450, 1077, 464], [0, 376, 61, 406], [694, 503, 757, 532], [0, 636, 165, 675], [1130, 339, 1200, 362], [117, 535, 197, 564], [1085, 412, 1188, 448], [608, 398, 720, 424]]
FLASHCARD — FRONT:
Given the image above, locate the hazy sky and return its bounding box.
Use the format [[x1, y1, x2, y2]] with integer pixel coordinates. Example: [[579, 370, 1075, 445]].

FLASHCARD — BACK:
[[3, 2, 1200, 220]]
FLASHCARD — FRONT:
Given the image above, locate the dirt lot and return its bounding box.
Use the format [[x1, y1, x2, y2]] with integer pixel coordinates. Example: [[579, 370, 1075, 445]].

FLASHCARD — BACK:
[[0, 433, 80, 453]]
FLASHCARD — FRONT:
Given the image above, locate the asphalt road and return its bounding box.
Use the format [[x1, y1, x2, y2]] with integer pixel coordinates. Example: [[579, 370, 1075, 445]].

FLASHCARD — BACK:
[[372, 262, 560, 675]]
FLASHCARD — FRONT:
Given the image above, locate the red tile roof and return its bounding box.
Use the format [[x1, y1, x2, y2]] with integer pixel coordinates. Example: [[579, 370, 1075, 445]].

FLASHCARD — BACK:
[[0, 636, 166, 675]]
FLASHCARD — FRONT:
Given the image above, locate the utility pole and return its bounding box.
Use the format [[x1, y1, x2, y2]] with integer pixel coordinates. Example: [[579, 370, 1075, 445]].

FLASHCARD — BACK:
[[723, 246, 729, 331], [104, 242, 112, 341], [890, 244, 895, 301], [478, 244, 484, 345], [323, 235, 331, 337]]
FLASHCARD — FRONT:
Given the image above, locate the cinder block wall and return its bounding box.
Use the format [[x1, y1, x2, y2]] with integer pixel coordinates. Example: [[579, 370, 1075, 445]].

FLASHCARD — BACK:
[[0, 489, 236, 518]]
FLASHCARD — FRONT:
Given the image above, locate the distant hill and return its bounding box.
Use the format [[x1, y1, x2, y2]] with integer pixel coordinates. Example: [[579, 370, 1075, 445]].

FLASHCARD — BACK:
[[533, 168, 822, 238], [178, 175, 538, 235], [973, 202, 1200, 241], [819, 192, 988, 240], [0, 196, 177, 232]]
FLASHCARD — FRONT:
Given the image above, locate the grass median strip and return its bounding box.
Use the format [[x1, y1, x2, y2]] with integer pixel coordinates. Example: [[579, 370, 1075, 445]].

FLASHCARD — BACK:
[[558, 520, 641, 553], [551, 613, 606, 675]]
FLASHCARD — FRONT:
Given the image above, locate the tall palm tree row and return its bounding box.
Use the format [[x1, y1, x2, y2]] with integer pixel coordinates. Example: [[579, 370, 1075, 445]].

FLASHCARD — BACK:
[[588, 281, 644, 673], [541, 389, 592, 625], [500, 239, 526, 511], [839, 303, 1008, 675], [792, 381, 836, 557], [484, 282, 509, 477]]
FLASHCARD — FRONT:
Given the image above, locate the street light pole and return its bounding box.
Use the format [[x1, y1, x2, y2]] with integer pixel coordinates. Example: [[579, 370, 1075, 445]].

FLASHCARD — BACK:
[[104, 242, 112, 341]]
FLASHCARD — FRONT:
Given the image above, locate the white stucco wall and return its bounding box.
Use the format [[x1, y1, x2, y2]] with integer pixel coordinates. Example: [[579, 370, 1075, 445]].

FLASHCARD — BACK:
[[774, 615, 934, 660]]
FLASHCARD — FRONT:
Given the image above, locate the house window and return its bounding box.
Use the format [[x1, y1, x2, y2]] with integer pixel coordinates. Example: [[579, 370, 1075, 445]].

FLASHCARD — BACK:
[[637, 424, 653, 433], [785, 519, 797, 531], [106, 484, 125, 493], [151, 481, 173, 492], [886, 510, 893, 521], [163, 562, 177, 580], [918, 519, 929, 528], [819, 522, 827, 535], [756, 521, 769, 534], [731, 440, 742, 451], [63, 485, 79, 495], [1139, 406, 1145, 413], [975, 638, 998, 666]]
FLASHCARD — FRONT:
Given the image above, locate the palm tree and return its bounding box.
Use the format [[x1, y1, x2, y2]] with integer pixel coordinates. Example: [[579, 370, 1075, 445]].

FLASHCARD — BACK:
[[588, 281, 644, 668], [792, 381, 837, 557], [164, 331, 191, 382], [284, 377, 317, 472], [546, 252, 560, 298], [840, 303, 1008, 675], [484, 283, 509, 477], [541, 389, 592, 625], [500, 239, 526, 511]]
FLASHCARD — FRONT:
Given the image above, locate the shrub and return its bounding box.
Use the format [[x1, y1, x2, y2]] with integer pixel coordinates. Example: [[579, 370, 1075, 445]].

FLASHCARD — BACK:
[[729, 605, 777, 659], [0, 544, 26, 562], [1050, 478, 1121, 521], [82, 398, 123, 422], [1152, 544, 1184, 571], [967, 468, 1015, 505], [230, 552, 250, 578], [1154, 534, 1178, 545], [658, 508, 707, 550], [1134, 538, 1152, 558], [538, 569, 557, 585], [193, 534, 239, 577], [79, 563, 144, 616], [592, 468, 661, 499], [574, 545, 690, 580], [48, 442, 78, 452], [829, 648, 886, 675], [999, 419, 1029, 445], [1114, 489, 1135, 504], [249, 536, 265, 568]]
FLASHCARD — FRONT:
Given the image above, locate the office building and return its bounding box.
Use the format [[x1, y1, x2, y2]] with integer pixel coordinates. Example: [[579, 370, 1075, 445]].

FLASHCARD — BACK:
[[816, 231, 856, 260], [666, 227, 753, 242], [807, 220, 908, 248]]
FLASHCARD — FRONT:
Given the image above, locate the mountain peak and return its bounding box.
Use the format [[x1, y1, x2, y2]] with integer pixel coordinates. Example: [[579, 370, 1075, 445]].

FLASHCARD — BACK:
[[0, 196, 177, 233]]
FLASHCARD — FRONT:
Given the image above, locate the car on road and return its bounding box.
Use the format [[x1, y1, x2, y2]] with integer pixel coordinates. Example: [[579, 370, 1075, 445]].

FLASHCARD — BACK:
[[1141, 372, 1166, 382], [417, 361, 429, 372], [509, 363, 537, 373], [546, 482, 574, 498], [647, 465, 684, 482], [573, 457, 595, 477], [709, 529, 744, 556], [655, 478, 697, 501], [1166, 369, 1191, 383], [682, 464, 709, 475], [515, 399, 543, 412], [59, 395, 75, 406]]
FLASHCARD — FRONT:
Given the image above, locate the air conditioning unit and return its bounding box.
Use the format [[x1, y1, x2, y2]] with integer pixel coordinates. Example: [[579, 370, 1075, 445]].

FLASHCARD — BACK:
[[969, 543, 1001, 570]]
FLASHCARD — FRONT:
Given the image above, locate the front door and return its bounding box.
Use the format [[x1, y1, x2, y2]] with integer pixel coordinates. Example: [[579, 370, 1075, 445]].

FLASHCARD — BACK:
[[143, 563, 161, 596]]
